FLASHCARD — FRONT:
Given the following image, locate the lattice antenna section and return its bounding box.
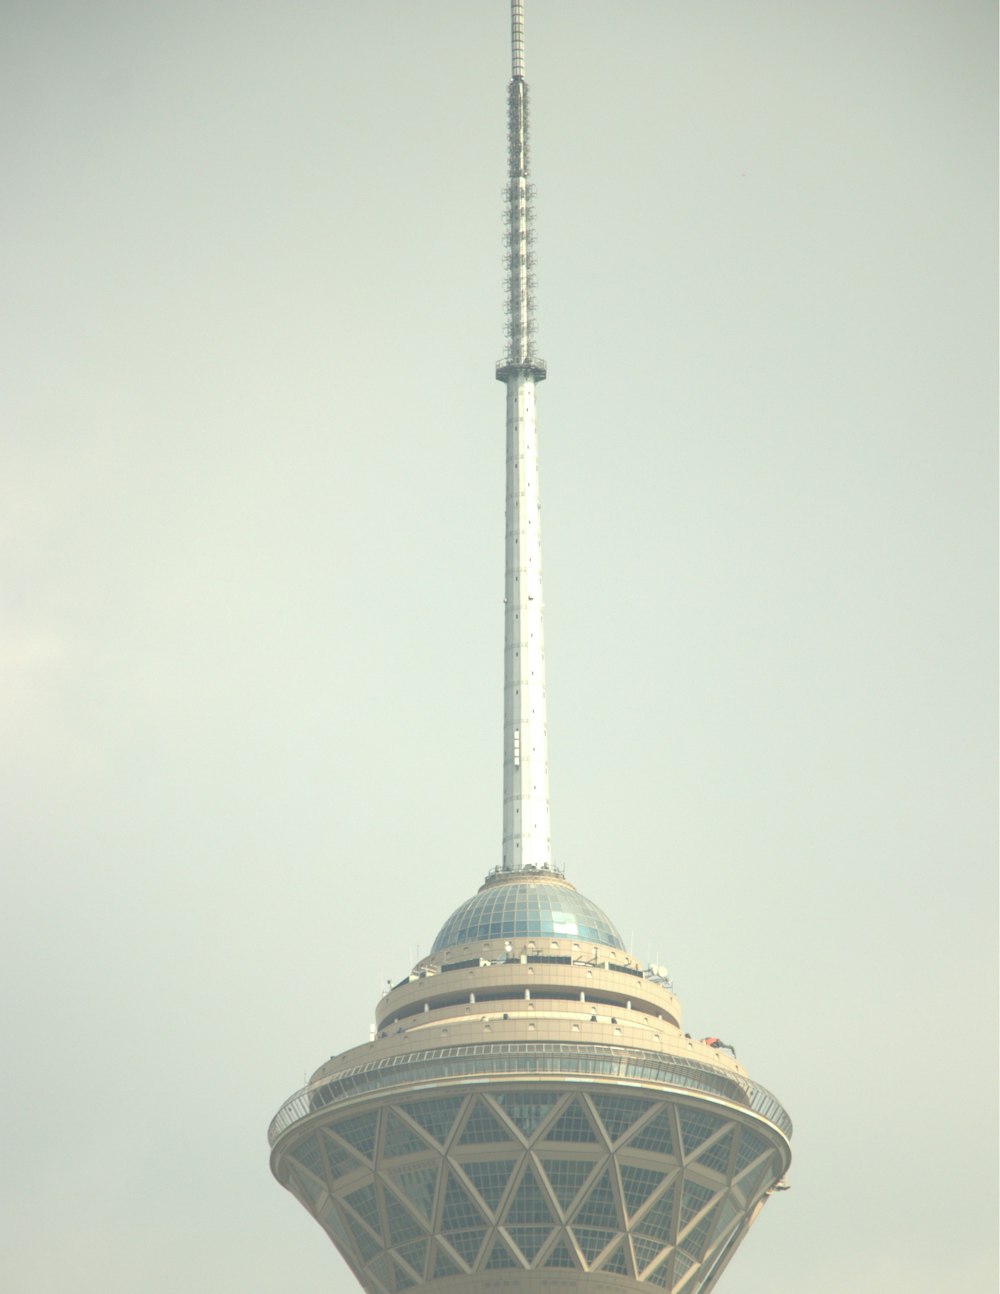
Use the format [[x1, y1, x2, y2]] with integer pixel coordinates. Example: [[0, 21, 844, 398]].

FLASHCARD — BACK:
[[501, 0, 542, 370]]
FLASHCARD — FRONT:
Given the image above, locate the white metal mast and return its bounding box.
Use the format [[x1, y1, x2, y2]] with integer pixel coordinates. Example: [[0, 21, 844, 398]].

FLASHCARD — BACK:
[[497, 0, 552, 873]]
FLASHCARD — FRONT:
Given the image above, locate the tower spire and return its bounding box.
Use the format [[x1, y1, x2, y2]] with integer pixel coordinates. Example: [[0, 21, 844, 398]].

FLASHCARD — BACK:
[[497, 1, 551, 872]]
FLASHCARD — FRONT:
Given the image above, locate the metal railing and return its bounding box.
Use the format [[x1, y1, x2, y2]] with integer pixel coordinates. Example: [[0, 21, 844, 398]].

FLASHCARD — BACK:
[[268, 1041, 792, 1146]]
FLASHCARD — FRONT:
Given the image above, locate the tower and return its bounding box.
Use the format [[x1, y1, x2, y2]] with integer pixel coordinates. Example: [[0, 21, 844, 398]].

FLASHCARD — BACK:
[[268, 5, 791, 1291]]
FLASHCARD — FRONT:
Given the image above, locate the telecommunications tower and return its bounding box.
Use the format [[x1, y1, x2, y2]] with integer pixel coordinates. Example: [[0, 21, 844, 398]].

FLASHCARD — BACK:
[[268, 5, 792, 1291]]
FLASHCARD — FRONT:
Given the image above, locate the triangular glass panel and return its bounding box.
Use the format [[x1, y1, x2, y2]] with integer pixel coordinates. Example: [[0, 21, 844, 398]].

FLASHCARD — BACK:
[[289, 1133, 326, 1181], [628, 1108, 675, 1156], [344, 1213, 381, 1263], [345, 1182, 383, 1237], [443, 1228, 486, 1267], [287, 1166, 326, 1211], [711, 1194, 742, 1244], [571, 1167, 620, 1229], [392, 1257, 415, 1292], [458, 1100, 514, 1146], [735, 1159, 771, 1205], [673, 1249, 697, 1285], [401, 1097, 464, 1147], [485, 1237, 521, 1270], [620, 1164, 670, 1219], [494, 1092, 560, 1137], [539, 1158, 597, 1214], [572, 1225, 616, 1266], [504, 1166, 556, 1226], [679, 1179, 715, 1228], [367, 1253, 394, 1294], [384, 1164, 439, 1224], [632, 1186, 676, 1243], [394, 1239, 428, 1279], [441, 1172, 487, 1231], [645, 1252, 674, 1288], [631, 1234, 667, 1275], [600, 1240, 630, 1276], [590, 1093, 655, 1143], [696, 1129, 734, 1175], [323, 1132, 364, 1181], [383, 1111, 430, 1159], [506, 1225, 552, 1263], [679, 1203, 717, 1260], [460, 1158, 517, 1213], [320, 1203, 354, 1251], [333, 1111, 380, 1162], [431, 1245, 461, 1279], [733, 1128, 770, 1175], [384, 1192, 426, 1247], [678, 1108, 726, 1159], [544, 1098, 598, 1143], [543, 1236, 577, 1269]]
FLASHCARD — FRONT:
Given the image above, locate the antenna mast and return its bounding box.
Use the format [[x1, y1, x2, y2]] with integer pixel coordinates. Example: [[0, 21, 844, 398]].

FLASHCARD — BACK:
[[497, 0, 552, 872]]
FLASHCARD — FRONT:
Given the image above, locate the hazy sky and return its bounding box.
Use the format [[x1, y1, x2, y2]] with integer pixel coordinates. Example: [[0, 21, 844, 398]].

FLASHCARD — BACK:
[[2, 2, 996, 1292]]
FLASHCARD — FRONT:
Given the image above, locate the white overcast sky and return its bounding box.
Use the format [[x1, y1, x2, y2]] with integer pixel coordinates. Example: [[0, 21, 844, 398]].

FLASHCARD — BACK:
[[2, 2, 996, 1292]]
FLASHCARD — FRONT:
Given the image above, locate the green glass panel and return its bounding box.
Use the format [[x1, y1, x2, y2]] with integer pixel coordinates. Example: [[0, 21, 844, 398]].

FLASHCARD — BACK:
[[392, 1257, 415, 1291], [543, 1237, 577, 1269], [460, 1159, 517, 1213], [734, 1129, 770, 1175], [384, 1164, 439, 1224], [431, 1245, 461, 1279], [505, 1166, 556, 1226], [441, 1173, 486, 1231], [320, 1203, 351, 1249], [334, 1112, 380, 1162], [678, 1108, 726, 1158], [572, 1167, 620, 1229], [631, 1234, 666, 1274], [494, 1092, 560, 1137], [507, 1225, 552, 1262], [344, 1214, 381, 1263], [384, 1192, 426, 1247], [485, 1237, 520, 1270], [367, 1253, 393, 1292], [290, 1134, 325, 1181], [539, 1158, 597, 1213], [458, 1101, 513, 1146], [673, 1249, 697, 1284], [601, 1240, 630, 1275], [572, 1225, 615, 1265], [679, 1180, 715, 1227], [401, 1097, 464, 1146], [696, 1130, 734, 1175], [710, 1194, 741, 1244], [679, 1203, 717, 1259], [323, 1132, 364, 1180], [383, 1111, 429, 1159], [620, 1164, 670, 1218], [645, 1253, 674, 1288], [345, 1182, 383, 1235], [629, 1108, 675, 1156], [287, 1165, 326, 1210], [591, 1093, 655, 1143], [633, 1186, 676, 1243], [443, 1228, 486, 1266], [544, 1099, 598, 1143], [394, 1239, 428, 1278]]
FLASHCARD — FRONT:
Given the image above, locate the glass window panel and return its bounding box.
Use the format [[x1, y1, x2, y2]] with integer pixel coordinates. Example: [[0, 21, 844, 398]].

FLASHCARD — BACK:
[[460, 1159, 517, 1213], [600, 1241, 631, 1275], [734, 1161, 769, 1205], [485, 1237, 520, 1270], [394, 1239, 428, 1278], [679, 1203, 717, 1260], [290, 1134, 325, 1181], [539, 1158, 598, 1213], [572, 1168, 620, 1229], [494, 1092, 560, 1137], [320, 1202, 352, 1249], [441, 1173, 487, 1231], [544, 1099, 598, 1144], [591, 1093, 655, 1143], [620, 1165, 671, 1219], [442, 1228, 486, 1267], [334, 1112, 380, 1162], [392, 1257, 415, 1291], [458, 1101, 514, 1146], [628, 1108, 675, 1156], [323, 1133, 364, 1181], [572, 1226, 616, 1265], [733, 1128, 770, 1175], [401, 1097, 464, 1146], [384, 1164, 439, 1224], [504, 1166, 556, 1226], [431, 1245, 461, 1280], [696, 1130, 734, 1175], [287, 1165, 326, 1211], [543, 1237, 577, 1269], [366, 1253, 394, 1293], [384, 1193, 426, 1247], [631, 1234, 666, 1274], [678, 1108, 727, 1158], [506, 1225, 553, 1263], [383, 1112, 430, 1159], [673, 1250, 697, 1284], [632, 1186, 676, 1244], [345, 1182, 383, 1236], [344, 1214, 381, 1263], [679, 1180, 716, 1228], [645, 1253, 674, 1288]]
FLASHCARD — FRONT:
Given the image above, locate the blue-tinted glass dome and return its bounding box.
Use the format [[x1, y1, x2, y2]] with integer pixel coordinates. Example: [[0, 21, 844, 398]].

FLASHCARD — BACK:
[[431, 874, 625, 953]]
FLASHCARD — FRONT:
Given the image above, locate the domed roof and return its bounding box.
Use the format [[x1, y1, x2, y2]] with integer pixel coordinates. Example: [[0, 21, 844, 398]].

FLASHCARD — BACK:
[[431, 870, 625, 954]]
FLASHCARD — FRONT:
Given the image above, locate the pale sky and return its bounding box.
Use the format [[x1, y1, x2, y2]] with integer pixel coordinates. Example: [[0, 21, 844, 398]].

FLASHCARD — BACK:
[[2, 2, 996, 1292]]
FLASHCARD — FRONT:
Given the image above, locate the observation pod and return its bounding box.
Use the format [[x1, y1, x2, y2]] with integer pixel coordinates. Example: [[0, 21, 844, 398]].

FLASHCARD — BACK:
[[269, 870, 792, 1294]]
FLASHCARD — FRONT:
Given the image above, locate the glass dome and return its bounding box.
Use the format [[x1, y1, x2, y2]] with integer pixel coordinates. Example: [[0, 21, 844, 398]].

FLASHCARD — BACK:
[[431, 873, 625, 953]]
